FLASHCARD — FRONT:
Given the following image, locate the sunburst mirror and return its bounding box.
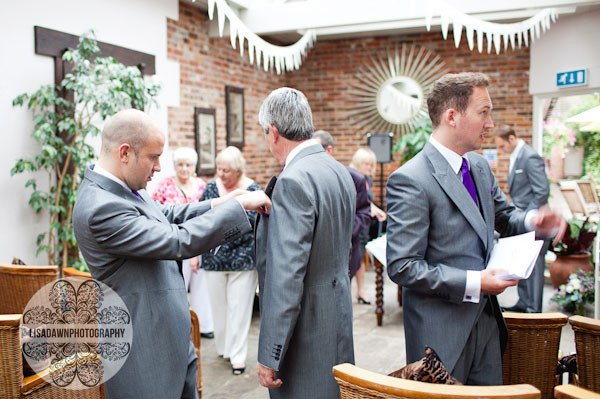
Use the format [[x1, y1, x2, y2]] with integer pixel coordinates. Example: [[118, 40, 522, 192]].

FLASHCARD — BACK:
[[348, 45, 448, 136]]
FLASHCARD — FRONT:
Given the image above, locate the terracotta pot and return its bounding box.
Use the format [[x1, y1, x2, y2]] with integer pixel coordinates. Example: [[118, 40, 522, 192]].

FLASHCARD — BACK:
[[549, 253, 594, 288]]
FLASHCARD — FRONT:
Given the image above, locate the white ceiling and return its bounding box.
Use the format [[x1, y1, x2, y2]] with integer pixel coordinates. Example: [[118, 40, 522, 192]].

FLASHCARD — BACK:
[[185, 0, 600, 44]]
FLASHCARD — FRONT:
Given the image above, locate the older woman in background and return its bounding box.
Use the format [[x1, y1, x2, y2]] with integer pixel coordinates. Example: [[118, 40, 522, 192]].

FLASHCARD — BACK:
[[152, 147, 215, 338], [350, 148, 387, 303], [200, 146, 259, 375]]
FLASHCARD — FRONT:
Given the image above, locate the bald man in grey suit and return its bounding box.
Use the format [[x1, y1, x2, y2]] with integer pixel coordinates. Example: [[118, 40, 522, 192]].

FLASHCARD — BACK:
[[73, 109, 270, 399], [255, 88, 356, 398], [494, 125, 550, 313], [386, 73, 564, 385]]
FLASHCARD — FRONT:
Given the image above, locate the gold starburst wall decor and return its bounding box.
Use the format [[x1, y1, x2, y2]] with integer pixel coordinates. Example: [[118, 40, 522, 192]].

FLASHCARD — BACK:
[[348, 44, 448, 136]]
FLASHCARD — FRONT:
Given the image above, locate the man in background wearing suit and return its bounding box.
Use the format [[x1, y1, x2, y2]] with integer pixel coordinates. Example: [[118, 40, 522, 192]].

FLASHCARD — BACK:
[[385, 73, 565, 385], [255, 88, 356, 398], [312, 129, 372, 296], [494, 125, 551, 313], [73, 109, 270, 399]]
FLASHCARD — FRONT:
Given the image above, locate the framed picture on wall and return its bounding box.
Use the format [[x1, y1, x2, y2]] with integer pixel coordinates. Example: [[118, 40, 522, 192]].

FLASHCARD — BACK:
[[226, 86, 244, 148], [194, 107, 217, 175]]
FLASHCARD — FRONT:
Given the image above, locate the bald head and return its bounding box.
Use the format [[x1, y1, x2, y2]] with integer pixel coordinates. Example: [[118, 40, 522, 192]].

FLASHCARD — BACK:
[[101, 109, 162, 156], [97, 109, 165, 190]]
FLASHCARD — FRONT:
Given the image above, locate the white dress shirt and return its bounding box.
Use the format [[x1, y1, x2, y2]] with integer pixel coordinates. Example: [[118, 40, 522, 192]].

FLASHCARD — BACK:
[[283, 139, 320, 171]]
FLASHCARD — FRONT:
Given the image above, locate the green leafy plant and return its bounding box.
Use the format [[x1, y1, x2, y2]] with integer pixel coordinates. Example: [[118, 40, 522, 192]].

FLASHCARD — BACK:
[[392, 117, 432, 165], [551, 217, 597, 256], [566, 94, 600, 181], [551, 269, 595, 315], [11, 30, 160, 270]]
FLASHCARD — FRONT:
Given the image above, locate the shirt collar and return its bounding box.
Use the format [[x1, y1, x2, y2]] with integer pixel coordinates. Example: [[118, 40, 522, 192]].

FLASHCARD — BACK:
[[283, 138, 319, 171], [511, 139, 525, 159], [93, 164, 133, 192], [429, 136, 468, 174]]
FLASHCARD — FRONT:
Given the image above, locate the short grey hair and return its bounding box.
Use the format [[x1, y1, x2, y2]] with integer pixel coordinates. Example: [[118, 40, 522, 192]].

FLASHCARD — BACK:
[[216, 146, 246, 177], [173, 147, 198, 165], [312, 130, 334, 149], [258, 87, 314, 141]]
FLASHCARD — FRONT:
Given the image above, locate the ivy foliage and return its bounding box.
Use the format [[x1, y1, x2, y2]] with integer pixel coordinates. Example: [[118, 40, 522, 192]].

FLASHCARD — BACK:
[[11, 30, 160, 270]]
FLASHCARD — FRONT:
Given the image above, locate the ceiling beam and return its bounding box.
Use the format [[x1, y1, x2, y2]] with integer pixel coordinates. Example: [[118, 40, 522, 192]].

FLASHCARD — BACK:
[[231, 0, 599, 35]]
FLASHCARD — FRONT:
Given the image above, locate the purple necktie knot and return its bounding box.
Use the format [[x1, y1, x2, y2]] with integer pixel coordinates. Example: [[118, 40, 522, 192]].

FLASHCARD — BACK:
[[461, 158, 478, 205]]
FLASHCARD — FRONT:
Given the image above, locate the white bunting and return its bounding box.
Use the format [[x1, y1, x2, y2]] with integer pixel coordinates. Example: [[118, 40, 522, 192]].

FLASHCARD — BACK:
[[207, 0, 315, 73]]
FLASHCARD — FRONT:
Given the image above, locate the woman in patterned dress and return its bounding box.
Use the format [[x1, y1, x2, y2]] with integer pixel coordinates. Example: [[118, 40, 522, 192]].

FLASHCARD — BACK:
[[200, 146, 259, 375], [152, 147, 215, 338]]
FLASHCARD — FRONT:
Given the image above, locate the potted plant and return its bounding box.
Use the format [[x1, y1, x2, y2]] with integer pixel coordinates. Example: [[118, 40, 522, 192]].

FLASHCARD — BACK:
[[550, 270, 595, 315], [549, 217, 597, 288], [11, 30, 159, 272]]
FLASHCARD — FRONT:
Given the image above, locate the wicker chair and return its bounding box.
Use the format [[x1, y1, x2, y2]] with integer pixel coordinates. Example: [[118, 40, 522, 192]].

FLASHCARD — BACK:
[[501, 312, 568, 399], [0, 263, 58, 314], [569, 315, 600, 393], [0, 314, 104, 399], [333, 363, 541, 399], [555, 384, 600, 399], [190, 308, 203, 399], [63, 267, 203, 397]]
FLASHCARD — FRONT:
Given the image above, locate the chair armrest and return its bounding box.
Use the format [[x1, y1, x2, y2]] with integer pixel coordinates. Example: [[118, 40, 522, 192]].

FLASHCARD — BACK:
[[555, 384, 600, 399]]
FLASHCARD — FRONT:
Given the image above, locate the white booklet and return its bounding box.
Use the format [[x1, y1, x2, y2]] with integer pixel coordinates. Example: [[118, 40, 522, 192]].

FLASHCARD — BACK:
[[487, 231, 544, 280]]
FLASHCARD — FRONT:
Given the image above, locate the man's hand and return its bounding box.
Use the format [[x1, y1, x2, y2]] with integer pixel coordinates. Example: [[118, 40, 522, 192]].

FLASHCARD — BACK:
[[237, 191, 272, 214], [480, 269, 518, 295], [530, 205, 567, 246], [212, 189, 247, 207], [189, 256, 199, 273], [257, 363, 282, 389]]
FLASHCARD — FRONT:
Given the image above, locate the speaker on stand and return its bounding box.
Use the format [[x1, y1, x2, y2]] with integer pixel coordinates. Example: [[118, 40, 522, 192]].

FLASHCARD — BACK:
[[367, 133, 393, 236]]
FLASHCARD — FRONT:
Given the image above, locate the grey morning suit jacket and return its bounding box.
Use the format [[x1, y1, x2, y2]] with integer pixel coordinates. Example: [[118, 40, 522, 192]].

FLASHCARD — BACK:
[[255, 144, 356, 399], [73, 165, 251, 399], [508, 143, 549, 212], [386, 142, 527, 379], [508, 142, 550, 313]]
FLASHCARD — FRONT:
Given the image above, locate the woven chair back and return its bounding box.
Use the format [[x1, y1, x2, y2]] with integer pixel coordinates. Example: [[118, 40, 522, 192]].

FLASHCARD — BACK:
[[502, 312, 568, 399], [569, 315, 600, 393], [0, 263, 58, 314]]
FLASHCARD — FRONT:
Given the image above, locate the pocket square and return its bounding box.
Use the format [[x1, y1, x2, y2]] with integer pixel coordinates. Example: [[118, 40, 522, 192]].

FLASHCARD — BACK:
[[515, 169, 523, 174]]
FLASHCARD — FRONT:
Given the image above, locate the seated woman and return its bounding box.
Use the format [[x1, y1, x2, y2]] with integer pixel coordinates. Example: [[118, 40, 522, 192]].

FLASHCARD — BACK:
[[200, 146, 260, 375], [152, 146, 215, 338]]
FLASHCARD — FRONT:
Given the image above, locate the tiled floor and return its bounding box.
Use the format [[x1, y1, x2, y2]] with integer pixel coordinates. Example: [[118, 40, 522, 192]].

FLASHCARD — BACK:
[[198, 263, 577, 398]]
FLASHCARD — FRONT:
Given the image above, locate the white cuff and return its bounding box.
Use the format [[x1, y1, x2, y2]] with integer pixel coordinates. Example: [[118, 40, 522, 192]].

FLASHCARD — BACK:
[[463, 270, 481, 303], [524, 209, 537, 231]]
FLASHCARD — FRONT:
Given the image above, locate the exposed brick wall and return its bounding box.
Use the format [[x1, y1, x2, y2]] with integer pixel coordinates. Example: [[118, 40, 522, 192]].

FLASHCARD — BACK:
[[167, 2, 285, 187], [286, 33, 532, 205], [168, 2, 532, 202]]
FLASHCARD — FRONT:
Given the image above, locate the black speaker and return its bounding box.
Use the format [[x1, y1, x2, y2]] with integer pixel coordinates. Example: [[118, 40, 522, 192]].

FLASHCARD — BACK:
[[367, 133, 393, 163]]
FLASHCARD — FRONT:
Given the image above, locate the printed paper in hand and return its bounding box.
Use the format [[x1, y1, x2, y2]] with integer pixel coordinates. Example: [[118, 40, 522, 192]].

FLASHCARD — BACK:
[[487, 231, 544, 280]]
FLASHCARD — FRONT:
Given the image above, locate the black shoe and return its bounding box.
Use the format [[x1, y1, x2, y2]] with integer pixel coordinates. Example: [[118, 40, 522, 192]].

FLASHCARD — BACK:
[[502, 305, 525, 313], [357, 297, 371, 305], [232, 366, 245, 375], [200, 332, 214, 339]]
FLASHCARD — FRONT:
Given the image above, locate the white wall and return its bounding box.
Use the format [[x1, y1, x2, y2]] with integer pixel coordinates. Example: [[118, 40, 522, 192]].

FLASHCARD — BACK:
[[0, 0, 179, 264], [529, 9, 600, 152]]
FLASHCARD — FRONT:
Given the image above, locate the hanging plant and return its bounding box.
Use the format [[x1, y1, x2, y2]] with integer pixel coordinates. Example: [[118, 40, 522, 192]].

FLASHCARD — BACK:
[[11, 30, 160, 270]]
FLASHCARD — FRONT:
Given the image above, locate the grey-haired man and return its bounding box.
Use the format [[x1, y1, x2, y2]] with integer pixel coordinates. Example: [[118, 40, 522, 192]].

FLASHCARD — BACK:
[[255, 87, 356, 398]]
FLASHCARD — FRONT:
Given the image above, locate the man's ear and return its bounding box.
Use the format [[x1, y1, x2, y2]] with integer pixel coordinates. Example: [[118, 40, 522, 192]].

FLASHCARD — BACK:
[[444, 108, 458, 128], [325, 146, 334, 155], [118, 143, 132, 163], [270, 125, 280, 144]]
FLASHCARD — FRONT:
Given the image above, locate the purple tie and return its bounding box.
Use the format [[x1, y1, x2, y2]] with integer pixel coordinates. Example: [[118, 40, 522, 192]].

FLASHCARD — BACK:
[[132, 189, 143, 200], [461, 158, 478, 206]]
